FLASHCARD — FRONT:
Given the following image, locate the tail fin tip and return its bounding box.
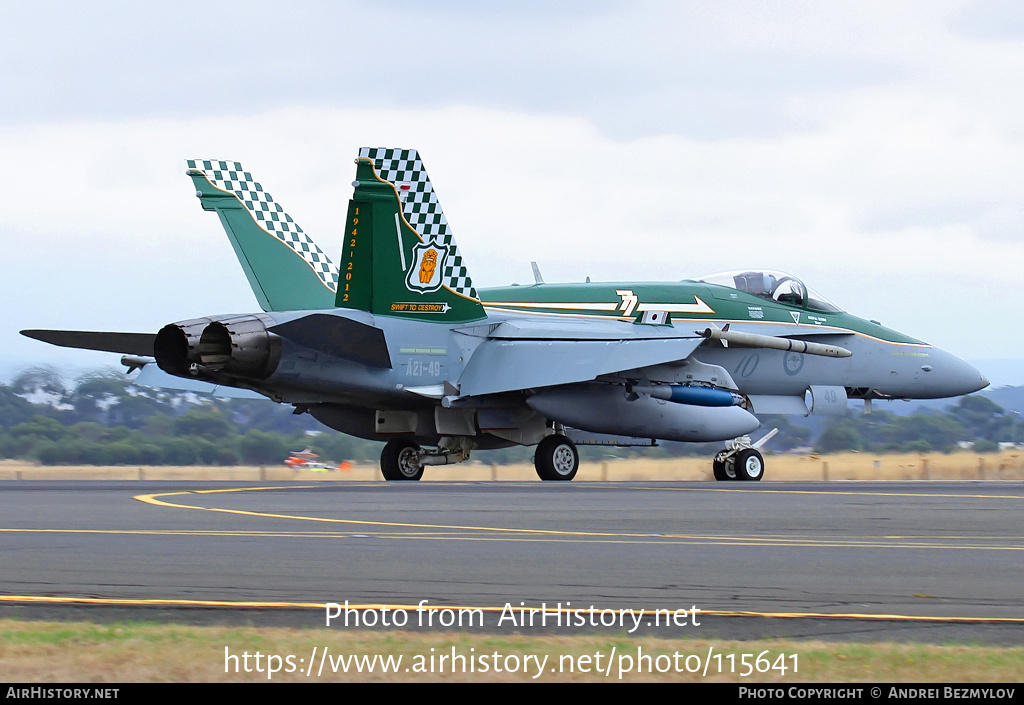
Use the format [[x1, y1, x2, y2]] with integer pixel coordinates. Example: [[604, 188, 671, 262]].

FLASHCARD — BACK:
[[186, 158, 339, 312], [336, 148, 484, 322]]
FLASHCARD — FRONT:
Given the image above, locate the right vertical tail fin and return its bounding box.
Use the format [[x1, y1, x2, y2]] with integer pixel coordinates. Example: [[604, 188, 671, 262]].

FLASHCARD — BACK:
[[186, 159, 338, 312], [335, 148, 485, 323]]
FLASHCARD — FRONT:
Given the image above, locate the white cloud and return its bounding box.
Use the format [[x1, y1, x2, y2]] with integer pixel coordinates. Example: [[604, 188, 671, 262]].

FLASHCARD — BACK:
[[2, 96, 1022, 366], [2, 1, 1023, 373]]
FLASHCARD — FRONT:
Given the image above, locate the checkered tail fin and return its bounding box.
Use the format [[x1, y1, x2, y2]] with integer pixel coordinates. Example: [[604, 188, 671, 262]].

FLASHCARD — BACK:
[[338, 148, 485, 323], [186, 159, 339, 312]]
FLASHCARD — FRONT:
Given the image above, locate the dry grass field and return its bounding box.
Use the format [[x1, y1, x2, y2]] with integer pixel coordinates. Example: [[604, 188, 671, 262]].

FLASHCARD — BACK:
[[3, 620, 1023, 682], [1, 450, 1022, 482]]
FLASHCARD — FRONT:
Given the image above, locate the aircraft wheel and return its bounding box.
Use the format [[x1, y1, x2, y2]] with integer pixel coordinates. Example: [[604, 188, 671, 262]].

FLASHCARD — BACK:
[[534, 435, 579, 481], [714, 456, 738, 481], [712, 457, 730, 481], [735, 449, 764, 481], [381, 439, 423, 481]]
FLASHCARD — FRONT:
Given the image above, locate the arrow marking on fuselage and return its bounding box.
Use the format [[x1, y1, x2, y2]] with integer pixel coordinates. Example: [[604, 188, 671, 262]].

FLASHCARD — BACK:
[[638, 297, 715, 315], [480, 297, 716, 316], [484, 301, 620, 311]]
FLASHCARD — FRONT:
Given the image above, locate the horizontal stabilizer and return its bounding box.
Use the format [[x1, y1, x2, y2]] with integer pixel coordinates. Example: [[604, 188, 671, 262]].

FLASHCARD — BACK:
[[20, 329, 155, 356], [268, 314, 391, 369]]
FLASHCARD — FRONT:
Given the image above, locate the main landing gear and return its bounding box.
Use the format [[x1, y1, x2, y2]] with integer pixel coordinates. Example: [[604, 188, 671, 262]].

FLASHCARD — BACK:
[[379, 435, 582, 482], [534, 434, 579, 481], [380, 439, 423, 481], [712, 429, 777, 482], [379, 437, 475, 481]]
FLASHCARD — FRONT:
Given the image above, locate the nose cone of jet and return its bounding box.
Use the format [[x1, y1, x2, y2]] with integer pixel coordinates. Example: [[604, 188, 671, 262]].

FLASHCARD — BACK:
[[920, 348, 989, 398]]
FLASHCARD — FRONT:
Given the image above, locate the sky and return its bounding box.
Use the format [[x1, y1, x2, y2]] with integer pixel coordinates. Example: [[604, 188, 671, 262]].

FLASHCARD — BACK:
[[3, 0, 1024, 383]]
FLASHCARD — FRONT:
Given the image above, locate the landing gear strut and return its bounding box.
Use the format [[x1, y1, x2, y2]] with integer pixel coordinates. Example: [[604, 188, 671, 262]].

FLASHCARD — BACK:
[[534, 434, 579, 481], [712, 429, 777, 482]]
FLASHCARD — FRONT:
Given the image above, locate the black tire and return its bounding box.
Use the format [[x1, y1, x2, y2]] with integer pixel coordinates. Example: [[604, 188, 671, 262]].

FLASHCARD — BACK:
[[534, 435, 579, 481], [735, 448, 764, 481], [380, 439, 423, 481], [714, 456, 738, 481], [712, 457, 729, 481]]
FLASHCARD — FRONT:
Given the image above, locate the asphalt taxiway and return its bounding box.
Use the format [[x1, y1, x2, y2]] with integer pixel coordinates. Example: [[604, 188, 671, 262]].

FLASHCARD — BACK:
[[1, 480, 1022, 643]]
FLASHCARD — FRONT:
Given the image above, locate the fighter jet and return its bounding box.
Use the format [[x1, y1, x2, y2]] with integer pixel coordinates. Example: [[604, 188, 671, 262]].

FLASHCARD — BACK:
[[22, 149, 988, 482]]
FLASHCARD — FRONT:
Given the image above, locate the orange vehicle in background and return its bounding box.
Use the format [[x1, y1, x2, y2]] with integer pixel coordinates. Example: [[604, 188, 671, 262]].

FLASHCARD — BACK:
[[284, 448, 351, 472]]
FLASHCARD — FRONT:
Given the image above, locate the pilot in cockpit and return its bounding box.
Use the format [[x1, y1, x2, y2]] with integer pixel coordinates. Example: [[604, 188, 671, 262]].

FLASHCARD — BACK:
[[732, 271, 806, 306], [698, 269, 841, 313], [733, 271, 774, 296]]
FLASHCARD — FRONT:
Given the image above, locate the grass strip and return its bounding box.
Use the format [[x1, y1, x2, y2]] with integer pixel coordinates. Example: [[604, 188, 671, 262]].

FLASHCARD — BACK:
[[2, 619, 1022, 682]]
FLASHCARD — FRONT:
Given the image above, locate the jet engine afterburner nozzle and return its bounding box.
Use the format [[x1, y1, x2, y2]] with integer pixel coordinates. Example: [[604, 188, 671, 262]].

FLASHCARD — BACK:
[[154, 314, 281, 380]]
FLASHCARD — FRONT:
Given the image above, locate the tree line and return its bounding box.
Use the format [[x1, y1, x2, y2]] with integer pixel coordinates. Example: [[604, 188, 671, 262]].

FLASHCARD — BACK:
[[0, 367, 381, 466], [0, 366, 1018, 466]]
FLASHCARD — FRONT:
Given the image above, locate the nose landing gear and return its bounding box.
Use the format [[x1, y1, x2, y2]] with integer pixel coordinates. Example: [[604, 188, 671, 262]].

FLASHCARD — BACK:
[[712, 428, 777, 482]]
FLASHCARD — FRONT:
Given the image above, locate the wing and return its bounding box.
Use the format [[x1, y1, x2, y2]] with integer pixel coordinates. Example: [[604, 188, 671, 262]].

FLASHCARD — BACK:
[[458, 338, 704, 397], [455, 317, 705, 397]]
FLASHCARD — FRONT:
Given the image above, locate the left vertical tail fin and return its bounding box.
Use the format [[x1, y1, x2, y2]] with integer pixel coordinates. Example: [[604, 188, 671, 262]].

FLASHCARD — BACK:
[[186, 159, 338, 311]]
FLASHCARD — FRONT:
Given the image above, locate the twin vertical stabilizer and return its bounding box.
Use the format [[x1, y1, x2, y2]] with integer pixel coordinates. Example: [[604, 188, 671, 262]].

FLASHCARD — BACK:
[[186, 160, 338, 312], [337, 148, 485, 322], [188, 150, 484, 323]]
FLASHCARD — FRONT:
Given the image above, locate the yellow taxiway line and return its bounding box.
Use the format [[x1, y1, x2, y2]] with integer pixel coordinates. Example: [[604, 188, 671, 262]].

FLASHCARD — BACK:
[[2, 595, 1023, 625], [126, 486, 1024, 551]]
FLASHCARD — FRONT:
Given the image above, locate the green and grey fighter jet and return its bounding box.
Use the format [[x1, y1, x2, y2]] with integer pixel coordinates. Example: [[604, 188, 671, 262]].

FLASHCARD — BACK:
[[23, 149, 988, 482]]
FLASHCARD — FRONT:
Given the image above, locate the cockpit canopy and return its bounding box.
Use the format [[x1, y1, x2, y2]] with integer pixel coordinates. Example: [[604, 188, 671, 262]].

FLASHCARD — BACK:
[[697, 270, 843, 313]]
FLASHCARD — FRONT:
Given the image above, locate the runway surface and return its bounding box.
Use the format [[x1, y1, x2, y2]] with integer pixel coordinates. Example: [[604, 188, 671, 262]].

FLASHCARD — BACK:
[[2, 480, 1022, 643]]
